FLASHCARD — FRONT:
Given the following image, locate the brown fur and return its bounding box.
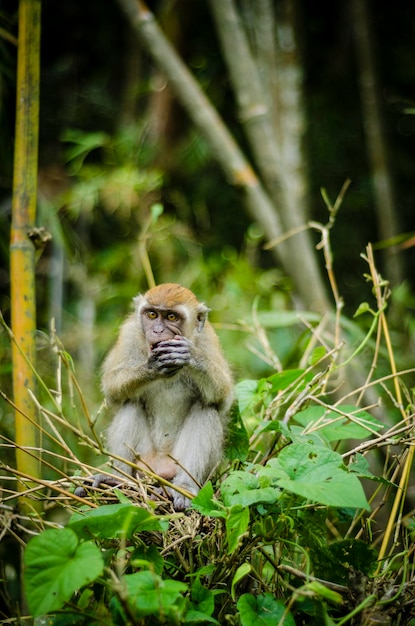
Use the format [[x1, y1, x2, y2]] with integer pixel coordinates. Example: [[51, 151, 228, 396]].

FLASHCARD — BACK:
[[101, 284, 234, 510]]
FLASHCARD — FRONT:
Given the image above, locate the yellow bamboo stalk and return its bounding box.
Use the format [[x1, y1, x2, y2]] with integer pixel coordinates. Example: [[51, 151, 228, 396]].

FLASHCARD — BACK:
[[10, 0, 42, 511]]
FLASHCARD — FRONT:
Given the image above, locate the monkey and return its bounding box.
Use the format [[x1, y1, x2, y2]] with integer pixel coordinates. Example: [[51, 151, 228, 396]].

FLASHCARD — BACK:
[[76, 283, 233, 510]]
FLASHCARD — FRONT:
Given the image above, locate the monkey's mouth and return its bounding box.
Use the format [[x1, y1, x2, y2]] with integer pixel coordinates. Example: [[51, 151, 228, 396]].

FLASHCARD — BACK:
[[150, 342, 161, 351]]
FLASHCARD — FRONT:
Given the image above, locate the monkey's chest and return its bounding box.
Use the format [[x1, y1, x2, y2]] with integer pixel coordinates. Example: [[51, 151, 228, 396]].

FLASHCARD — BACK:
[[140, 378, 198, 448]]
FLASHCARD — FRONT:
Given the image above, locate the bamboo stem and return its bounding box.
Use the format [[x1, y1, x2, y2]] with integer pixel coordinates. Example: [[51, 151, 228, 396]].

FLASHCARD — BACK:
[[10, 0, 42, 512]]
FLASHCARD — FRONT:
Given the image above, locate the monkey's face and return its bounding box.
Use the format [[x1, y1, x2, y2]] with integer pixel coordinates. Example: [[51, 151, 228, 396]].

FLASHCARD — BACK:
[[141, 307, 185, 352], [134, 285, 209, 355]]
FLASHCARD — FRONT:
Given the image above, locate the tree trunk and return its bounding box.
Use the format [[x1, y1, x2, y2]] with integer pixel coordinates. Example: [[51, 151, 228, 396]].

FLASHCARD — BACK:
[[117, 0, 330, 315], [210, 0, 328, 313], [351, 0, 404, 287]]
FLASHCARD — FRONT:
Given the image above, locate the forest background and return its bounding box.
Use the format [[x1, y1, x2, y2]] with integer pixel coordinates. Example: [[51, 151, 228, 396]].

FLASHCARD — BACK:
[[1, 0, 415, 623], [1, 0, 415, 379]]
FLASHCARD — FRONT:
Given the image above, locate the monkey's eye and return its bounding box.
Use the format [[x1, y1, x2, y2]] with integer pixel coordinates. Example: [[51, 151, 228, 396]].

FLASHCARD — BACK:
[[146, 310, 158, 319], [166, 312, 178, 322]]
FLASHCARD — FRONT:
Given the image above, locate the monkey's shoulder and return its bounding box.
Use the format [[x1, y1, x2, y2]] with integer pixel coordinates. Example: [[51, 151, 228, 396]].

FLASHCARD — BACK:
[[108, 315, 146, 354]]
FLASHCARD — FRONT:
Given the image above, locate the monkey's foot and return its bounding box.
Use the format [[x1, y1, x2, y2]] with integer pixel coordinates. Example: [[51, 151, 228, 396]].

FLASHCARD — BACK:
[[74, 474, 125, 498]]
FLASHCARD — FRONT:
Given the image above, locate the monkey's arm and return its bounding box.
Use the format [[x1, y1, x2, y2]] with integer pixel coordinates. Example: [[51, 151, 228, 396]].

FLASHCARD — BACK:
[[102, 316, 163, 405], [153, 329, 234, 413], [102, 318, 198, 405], [102, 315, 233, 409]]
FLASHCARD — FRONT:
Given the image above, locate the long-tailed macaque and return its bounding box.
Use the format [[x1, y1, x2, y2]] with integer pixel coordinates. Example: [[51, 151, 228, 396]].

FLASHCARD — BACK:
[[77, 283, 233, 510]]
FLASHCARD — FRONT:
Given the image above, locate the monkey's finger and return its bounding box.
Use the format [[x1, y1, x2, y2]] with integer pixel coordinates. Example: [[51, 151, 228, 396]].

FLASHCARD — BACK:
[[159, 365, 183, 377], [156, 351, 190, 362], [152, 337, 191, 350], [151, 341, 190, 354]]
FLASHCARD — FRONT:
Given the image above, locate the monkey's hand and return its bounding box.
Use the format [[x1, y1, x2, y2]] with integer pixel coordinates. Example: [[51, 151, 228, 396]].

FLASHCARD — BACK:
[[149, 337, 192, 377]]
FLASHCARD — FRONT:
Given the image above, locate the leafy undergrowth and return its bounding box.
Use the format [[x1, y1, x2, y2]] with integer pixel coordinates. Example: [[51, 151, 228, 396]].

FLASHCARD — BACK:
[[2, 247, 415, 625]]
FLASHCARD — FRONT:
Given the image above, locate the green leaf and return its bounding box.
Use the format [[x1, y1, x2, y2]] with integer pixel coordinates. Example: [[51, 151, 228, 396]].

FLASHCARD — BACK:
[[188, 577, 217, 619], [262, 442, 369, 509], [226, 505, 249, 554], [191, 482, 226, 518], [294, 404, 383, 441], [225, 404, 250, 461], [353, 302, 373, 317], [237, 593, 295, 626], [348, 453, 382, 481], [231, 563, 251, 600], [68, 503, 168, 540], [24, 528, 104, 617], [308, 346, 327, 366], [121, 571, 187, 617], [265, 369, 308, 394], [130, 544, 164, 575], [235, 379, 259, 414], [221, 471, 280, 508]]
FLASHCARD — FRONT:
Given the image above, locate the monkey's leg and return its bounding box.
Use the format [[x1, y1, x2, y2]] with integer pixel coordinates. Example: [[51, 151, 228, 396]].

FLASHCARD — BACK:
[[74, 402, 154, 497], [169, 403, 224, 510], [107, 401, 156, 473]]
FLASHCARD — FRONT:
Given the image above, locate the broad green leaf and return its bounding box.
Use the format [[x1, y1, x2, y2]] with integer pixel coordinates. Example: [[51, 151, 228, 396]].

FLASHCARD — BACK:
[[225, 404, 250, 461], [121, 571, 187, 617], [24, 528, 104, 617], [226, 505, 249, 554], [295, 404, 383, 441], [188, 577, 217, 619], [348, 453, 381, 481], [237, 592, 295, 626], [221, 471, 280, 508], [231, 563, 251, 600], [68, 503, 168, 539], [191, 482, 226, 518], [258, 418, 283, 433], [265, 369, 308, 394], [130, 544, 164, 575], [235, 379, 260, 414], [308, 346, 327, 365], [262, 442, 369, 509]]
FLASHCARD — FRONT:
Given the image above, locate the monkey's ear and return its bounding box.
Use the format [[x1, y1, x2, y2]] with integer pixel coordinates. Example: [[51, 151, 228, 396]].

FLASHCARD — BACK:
[[196, 304, 210, 332], [133, 294, 146, 312]]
